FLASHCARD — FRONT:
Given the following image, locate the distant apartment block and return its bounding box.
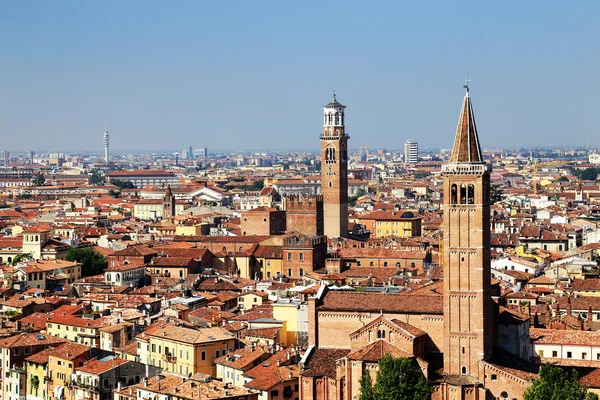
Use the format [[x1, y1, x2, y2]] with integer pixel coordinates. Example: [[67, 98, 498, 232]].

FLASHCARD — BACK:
[[404, 140, 418, 164], [106, 170, 178, 188], [589, 154, 600, 164]]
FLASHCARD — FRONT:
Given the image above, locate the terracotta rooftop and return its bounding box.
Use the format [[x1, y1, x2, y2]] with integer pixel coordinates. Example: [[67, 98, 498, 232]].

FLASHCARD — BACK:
[[530, 328, 600, 346], [301, 348, 350, 378], [318, 291, 443, 314], [347, 339, 411, 361], [215, 345, 270, 370], [76, 357, 129, 374], [0, 332, 66, 349], [145, 324, 234, 344]]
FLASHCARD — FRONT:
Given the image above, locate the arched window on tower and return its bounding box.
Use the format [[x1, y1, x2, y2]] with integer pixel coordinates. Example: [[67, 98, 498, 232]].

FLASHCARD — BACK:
[[468, 184, 475, 204], [326, 146, 336, 164], [377, 329, 385, 339], [334, 112, 339, 125], [451, 184, 458, 204], [460, 184, 467, 204]]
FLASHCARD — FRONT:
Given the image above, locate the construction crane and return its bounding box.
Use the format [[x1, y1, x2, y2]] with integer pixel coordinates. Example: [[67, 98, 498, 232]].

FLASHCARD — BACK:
[[532, 160, 576, 196]]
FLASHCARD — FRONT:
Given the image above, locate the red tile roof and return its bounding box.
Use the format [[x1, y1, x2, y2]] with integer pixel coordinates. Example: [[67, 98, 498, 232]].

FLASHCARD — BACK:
[[318, 291, 443, 314]]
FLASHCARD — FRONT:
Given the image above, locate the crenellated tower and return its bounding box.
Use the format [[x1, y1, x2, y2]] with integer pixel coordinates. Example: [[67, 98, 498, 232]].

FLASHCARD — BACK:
[[442, 84, 493, 378], [320, 93, 349, 238]]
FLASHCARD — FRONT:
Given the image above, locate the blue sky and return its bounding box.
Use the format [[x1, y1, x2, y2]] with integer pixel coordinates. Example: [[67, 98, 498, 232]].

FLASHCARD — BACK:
[[1, 1, 598, 153]]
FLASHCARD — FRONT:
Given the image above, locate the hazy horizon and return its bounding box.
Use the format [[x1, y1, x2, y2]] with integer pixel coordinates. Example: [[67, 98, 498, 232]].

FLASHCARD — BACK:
[[1, 1, 598, 152]]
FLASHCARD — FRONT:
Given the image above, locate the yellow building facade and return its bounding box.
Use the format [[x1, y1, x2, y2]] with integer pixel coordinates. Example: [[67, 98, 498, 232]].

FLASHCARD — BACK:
[[137, 324, 237, 377]]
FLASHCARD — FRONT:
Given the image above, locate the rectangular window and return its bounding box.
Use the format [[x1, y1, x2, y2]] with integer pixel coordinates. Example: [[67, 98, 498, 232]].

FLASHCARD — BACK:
[[582, 353, 587, 359], [216, 350, 220, 358], [202, 351, 206, 361], [553, 351, 558, 357], [567, 352, 572, 359]]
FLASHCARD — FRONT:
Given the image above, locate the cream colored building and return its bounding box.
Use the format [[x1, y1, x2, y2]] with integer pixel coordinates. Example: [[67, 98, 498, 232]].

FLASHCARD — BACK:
[[136, 323, 237, 377]]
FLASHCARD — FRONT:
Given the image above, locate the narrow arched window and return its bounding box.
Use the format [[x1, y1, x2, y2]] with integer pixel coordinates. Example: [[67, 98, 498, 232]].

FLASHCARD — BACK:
[[287, 253, 292, 261], [460, 184, 467, 204], [299, 253, 304, 261], [461, 366, 467, 375], [468, 184, 475, 204], [451, 184, 458, 204]]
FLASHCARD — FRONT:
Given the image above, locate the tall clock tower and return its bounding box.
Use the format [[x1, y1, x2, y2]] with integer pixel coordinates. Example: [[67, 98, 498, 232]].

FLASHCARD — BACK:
[[442, 84, 493, 378], [320, 93, 349, 238]]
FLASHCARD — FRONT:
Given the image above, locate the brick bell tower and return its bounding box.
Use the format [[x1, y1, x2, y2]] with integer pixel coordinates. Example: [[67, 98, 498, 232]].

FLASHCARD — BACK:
[[442, 83, 493, 378], [320, 93, 349, 238]]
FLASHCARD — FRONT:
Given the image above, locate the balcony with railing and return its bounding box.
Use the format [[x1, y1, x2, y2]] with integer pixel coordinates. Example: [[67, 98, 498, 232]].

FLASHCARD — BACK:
[[441, 163, 490, 174]]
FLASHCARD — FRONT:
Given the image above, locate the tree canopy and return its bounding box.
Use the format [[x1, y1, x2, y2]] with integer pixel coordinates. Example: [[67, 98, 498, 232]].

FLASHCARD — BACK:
[[359, 354, 432, 400], [90, 168, 106, 185], [524, 364, 598, 400], [11, 253, 30, 266], [349, 189, 367, 206], [66, 247, 108, 277], [110, 179, 136, 189], [571, 167, 600, 181], [32, 173, 45, 186]]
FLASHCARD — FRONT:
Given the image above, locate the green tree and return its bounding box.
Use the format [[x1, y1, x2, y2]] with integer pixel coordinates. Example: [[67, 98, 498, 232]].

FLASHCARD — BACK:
[[373, 354, 433, 400], [240, 180, 265, 191], [90, 168, 106, 185], [32, 173, 45, 186], [349, 189, 367, 206], [571, 167, 600, 181], [108, 189, 120, 198], [66, 247, 107, 277], [111, 179, 136, 189], [358, 368, 375, 400], [11, 253, 30, 266], [524, 364, 598, 400]]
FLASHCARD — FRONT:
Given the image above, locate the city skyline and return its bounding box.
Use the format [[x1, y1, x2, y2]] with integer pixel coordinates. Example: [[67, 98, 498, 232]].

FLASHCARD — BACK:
[[1, 1, 598, 152]]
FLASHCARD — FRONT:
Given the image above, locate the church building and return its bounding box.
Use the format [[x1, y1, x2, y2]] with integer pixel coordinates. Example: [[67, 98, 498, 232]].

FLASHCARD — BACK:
[[299, 86, 533, 400]]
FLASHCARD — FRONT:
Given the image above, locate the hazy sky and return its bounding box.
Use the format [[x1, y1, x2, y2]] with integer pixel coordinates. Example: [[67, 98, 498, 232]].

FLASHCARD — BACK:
[[1, 1, 598, 153]]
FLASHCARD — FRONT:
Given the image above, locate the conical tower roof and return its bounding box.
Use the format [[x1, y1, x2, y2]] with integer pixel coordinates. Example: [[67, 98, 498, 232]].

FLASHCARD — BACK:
[[450, 86, 483, 164]]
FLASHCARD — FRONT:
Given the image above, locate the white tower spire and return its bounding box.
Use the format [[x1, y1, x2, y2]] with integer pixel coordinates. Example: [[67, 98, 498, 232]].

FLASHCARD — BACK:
[[103, 124, 109, 163]]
